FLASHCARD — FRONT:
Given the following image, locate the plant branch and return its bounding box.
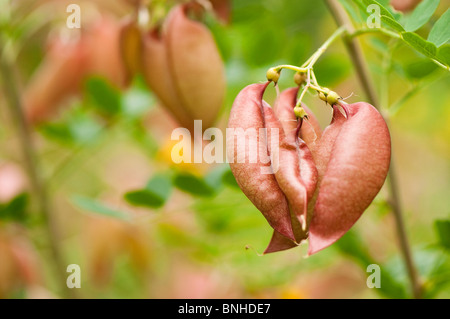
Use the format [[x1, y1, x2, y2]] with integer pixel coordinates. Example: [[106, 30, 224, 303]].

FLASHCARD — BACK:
[[0, 53, 75, 298], [325, 0, 423, 299]]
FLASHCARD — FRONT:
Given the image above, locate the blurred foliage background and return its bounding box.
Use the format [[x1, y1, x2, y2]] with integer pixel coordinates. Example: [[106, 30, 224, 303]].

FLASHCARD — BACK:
[[0, 0, 449, 299]]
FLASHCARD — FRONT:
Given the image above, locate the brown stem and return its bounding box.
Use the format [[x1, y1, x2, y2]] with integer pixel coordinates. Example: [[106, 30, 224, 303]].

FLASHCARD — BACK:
[[325, 0, 423, 299], [0, 56, 76, 298]]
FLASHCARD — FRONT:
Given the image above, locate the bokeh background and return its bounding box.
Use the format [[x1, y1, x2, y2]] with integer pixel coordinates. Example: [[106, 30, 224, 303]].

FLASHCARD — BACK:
[[0, 0, 449, 298]]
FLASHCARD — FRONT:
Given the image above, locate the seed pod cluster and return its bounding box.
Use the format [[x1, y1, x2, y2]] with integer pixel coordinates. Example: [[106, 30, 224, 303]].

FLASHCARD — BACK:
[[227, 83, 391, 254], [24, 3, 226, 130]]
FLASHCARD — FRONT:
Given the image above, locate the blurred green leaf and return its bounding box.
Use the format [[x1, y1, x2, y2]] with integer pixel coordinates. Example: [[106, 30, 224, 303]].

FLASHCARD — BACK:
[[121, 86, 154, 118], [381, 15, 405, 32], [72, 195, 129, 220], [173, 172, 215, 197], [40, 122, 73, 143], [124, 174, 172, 209], [0, 193, 28, 222], [335, 230, 374, 265], [222, 167, 240, 189], [403, 59, 438, 78], [85, 77, 121, 115], [335, 230, 408, 298], [436, 44, 450, 66], [428, 8, 450, 47], [402, 0, 440, 32], [385, 247, 450, 298], [40, 109, 103, 146], [435, 219, 450, 249], [124, 190, 165, 209], [339, 0, 363, 23], [361, 0, 395, 20], [401, 32, 437, 58]]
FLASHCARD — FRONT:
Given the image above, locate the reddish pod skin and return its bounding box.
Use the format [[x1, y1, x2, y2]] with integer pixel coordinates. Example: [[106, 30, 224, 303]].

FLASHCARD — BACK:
[[263, 105, 308, 229], [308, 102, 391, 255], [227, 83, 295, 241]]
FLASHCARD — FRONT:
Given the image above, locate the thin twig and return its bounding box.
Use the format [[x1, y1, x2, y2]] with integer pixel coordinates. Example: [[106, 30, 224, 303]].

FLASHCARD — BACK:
[[0, 54, 75, 298], [325, 0, 423, 299]]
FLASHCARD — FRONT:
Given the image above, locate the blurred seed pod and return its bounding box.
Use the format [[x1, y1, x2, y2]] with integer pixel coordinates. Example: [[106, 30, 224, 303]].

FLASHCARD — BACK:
[[23, 16, 134, 124], [142, 4, 226, 132], [390, 0, 422, 12]]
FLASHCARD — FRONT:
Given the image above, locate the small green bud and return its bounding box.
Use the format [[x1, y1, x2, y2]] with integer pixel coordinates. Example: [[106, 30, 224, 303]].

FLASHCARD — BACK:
[[294, 72, 307, 86], [266, 67, 281, 83], [294, 106, 307, 119], [326, 90, 341, 105]]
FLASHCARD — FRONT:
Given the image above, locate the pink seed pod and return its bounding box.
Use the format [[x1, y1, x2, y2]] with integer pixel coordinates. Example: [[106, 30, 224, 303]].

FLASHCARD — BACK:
[[142, 4, 225, 131], [308, 102, 391, 255], [227, 83, 294, 241]]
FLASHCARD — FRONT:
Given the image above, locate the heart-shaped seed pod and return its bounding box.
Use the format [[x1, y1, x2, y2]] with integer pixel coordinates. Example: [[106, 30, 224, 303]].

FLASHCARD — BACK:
[[142, 4, 225, 131], [308, 102, 391, 255], [227, 83, 295, 241]]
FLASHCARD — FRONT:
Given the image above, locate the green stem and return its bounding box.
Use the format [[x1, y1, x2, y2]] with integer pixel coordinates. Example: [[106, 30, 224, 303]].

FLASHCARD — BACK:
[[349, 27, 401, 40], [325, 0, 423, 299]]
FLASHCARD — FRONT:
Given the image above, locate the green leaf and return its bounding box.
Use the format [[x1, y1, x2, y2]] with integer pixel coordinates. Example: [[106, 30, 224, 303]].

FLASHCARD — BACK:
[[85, 77, 121, 115], [124, 190, 165, 208], [381, 15, 405, 32], [402, 0, 440, 32], [0, 193, 28, 222], [436, 44, 450, 66], [124, 174, 172, 209], [361, 0, 395, 20], [72, 195, 129, 220], [173, 172, 215, 197], [428, 9, 450, 47], [435, 219, 450, 249], [401, 32, 437, 58]]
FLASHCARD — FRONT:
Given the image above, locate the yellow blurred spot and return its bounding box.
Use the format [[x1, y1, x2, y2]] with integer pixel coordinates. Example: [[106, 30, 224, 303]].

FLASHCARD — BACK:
[[156, 139, 208, 175], [280, 287, 308, 299]]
